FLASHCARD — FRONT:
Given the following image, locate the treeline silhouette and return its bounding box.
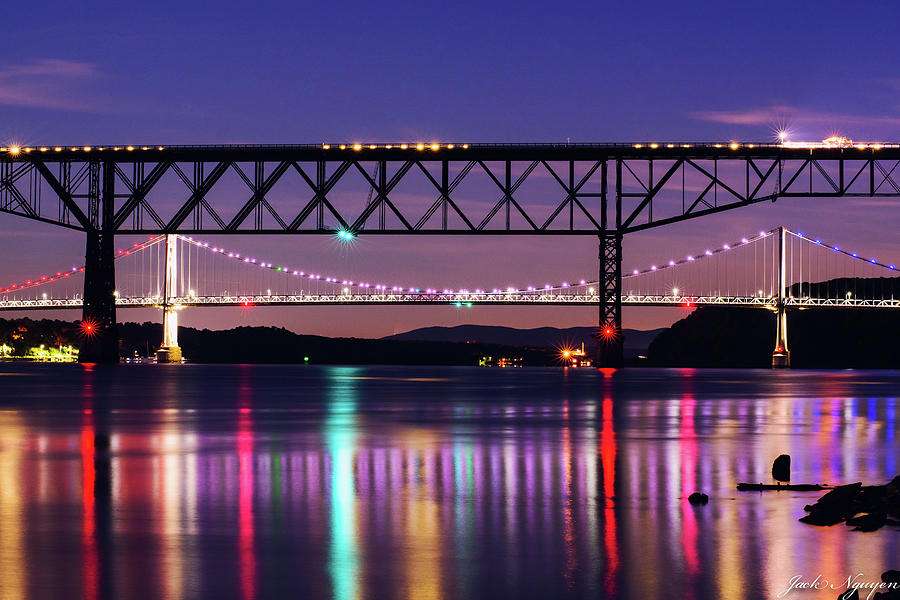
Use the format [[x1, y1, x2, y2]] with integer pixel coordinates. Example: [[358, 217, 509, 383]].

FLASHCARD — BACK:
[[647, 306, 900, 368], [0, 318, 555, 365]]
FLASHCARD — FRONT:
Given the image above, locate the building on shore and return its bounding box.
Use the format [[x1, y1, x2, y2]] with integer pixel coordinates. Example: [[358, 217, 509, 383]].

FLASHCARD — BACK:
[[478, 355, 524, 368], [560, 342, 593, 368]]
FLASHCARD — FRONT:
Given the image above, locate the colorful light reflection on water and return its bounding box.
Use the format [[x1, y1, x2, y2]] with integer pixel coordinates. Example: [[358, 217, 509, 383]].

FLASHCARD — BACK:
[[0, 364, 896, 599]]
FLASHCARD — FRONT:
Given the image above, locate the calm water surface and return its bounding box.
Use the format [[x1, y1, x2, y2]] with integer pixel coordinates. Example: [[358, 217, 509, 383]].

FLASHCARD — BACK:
[[0, 364, 896, 599]]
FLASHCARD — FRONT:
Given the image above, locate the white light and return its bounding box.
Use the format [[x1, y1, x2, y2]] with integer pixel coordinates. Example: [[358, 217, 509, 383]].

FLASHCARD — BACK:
[[672, 287, 679, 296]]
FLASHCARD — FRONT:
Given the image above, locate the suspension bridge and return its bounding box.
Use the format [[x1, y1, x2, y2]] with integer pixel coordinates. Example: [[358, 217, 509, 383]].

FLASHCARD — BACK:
[[2, 225, 898, 366], [2, 140, 900, 365]]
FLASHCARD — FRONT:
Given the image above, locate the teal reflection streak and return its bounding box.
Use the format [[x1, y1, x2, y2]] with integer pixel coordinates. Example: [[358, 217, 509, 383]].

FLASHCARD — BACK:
[[453, 438, 475, 595], [327, 367, 360, 600]]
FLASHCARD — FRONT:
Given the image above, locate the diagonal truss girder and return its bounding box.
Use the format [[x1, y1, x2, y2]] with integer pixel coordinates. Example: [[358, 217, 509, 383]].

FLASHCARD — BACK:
[[2, 145, 899, 234]]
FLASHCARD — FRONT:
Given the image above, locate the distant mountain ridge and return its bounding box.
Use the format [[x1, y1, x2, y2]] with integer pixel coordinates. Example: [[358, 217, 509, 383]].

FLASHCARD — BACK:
[[383, 324, 666, 358]]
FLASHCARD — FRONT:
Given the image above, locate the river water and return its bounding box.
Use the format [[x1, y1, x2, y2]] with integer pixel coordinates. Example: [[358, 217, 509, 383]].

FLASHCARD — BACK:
[[0, 364, 896, 599]]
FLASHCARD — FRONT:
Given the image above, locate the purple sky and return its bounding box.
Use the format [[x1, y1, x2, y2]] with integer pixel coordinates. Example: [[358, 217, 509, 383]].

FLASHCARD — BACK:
[[3, 1, 900, 337]]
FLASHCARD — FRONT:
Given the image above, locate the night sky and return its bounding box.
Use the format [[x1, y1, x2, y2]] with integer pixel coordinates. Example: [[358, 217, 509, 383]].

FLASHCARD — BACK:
[[3, 1, 900, 337]]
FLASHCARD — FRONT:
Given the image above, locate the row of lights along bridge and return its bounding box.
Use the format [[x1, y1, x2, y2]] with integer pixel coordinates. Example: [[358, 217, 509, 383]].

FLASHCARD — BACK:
[[1, 135, 897, 155]]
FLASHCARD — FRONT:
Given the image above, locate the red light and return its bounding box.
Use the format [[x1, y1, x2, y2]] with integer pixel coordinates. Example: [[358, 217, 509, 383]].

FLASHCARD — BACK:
[[80, 320, 98, 337], [599, 323, 618, 341]]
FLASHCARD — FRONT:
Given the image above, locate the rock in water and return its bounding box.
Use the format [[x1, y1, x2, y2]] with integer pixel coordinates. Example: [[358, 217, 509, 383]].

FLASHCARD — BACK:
[[846, 511, 887, 532], [688, 492, 709, 505], [772, 454, 791, 483], [811, 482, 863, 508], [872, 570, 900, 598]]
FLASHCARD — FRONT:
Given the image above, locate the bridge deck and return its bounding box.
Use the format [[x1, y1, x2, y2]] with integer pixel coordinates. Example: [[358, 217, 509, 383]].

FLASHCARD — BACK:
[[2, 295, 898, 310], [5, 141, 900, 162]]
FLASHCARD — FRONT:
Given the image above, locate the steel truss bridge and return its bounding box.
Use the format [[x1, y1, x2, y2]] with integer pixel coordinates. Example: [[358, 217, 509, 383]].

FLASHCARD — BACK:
[[3, 141, 900, 364]]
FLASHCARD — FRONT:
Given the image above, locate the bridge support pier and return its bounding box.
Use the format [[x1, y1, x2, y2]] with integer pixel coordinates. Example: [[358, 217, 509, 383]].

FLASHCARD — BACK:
[[772, 304, 790, 368], [597, 233, 624, 368], [80, 163, 118, 364], [771, 226, 791, 368], [156, 234, 183, 363]]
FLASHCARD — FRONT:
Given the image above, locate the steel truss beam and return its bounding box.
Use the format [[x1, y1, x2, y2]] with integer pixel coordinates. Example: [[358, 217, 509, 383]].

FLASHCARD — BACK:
[[2, 143, 898, 235]]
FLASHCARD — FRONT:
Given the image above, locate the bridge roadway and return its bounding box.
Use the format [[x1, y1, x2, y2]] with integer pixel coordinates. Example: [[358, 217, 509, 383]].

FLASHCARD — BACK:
[[2, 293, 898, 310]]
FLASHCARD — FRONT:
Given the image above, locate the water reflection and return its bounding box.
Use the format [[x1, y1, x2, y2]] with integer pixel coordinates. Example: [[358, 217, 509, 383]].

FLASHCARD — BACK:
[[0, 365, 896, 599], [238, 368, 256, 600], [327, 367, 360, 600]]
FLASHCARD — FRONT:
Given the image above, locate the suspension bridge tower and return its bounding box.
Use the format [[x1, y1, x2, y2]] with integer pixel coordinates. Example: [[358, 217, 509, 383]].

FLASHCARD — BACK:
[[772, 226, 791, 368], [156, 234, 183, 363]]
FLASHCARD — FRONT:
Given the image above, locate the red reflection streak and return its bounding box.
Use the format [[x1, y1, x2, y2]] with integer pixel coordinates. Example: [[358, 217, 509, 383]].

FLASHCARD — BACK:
[[81, 416, 98, 600], [561, 400, 576, 589], [81, 367, 98, 600], [599, 396, 618, 596], [237, 397, 256, 600], [680, 394, 700, 580]]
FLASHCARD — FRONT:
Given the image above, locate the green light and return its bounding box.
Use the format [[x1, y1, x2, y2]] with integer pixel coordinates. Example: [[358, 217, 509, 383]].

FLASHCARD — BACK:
[[336, 228, 356, 243], [304, 355, 310, 363], [454, 301, 462, 308], [465, 302, 473, 308]]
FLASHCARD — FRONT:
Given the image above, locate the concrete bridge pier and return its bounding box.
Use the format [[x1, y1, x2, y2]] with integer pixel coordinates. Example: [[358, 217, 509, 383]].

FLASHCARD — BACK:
[[156, 234, 183, 363], [772, 304, 790, 368], [771, 226, 791, 368], [80, 162, 119, 364]]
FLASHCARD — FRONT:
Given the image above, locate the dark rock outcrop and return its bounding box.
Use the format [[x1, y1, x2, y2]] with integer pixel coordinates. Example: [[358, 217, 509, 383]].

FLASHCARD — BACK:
[[688, 492, 709, 505], [772, 454, 791, 483], [800, 477, 900, 532]]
